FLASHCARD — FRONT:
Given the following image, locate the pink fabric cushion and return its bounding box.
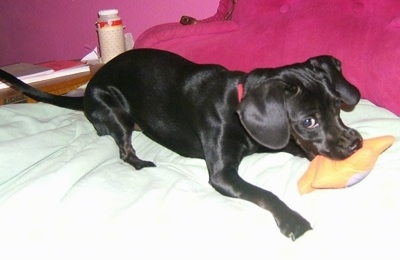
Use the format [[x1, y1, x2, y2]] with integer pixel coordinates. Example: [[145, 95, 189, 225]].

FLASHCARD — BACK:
[[136, 21, 239, 47], [136, 0, 400, 115]]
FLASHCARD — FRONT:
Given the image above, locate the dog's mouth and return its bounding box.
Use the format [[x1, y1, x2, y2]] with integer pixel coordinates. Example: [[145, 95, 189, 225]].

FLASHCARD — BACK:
[[296, 135, 363, 161], [319, 137, 363, 160]]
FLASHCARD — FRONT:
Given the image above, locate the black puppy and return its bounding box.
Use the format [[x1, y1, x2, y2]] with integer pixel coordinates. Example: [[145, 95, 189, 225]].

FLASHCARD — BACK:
[[0, 49, 362, 240]]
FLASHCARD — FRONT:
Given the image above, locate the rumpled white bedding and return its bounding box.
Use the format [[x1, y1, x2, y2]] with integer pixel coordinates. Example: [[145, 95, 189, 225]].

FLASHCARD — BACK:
[[0, 100, 399, 260]]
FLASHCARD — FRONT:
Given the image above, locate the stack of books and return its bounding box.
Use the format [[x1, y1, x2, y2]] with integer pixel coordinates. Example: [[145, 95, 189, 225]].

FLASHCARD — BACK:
[[0, 60, 90, 89]]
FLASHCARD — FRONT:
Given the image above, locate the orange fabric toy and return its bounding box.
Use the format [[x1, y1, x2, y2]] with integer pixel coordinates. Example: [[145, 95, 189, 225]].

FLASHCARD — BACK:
[[298, 135, 395, 194]]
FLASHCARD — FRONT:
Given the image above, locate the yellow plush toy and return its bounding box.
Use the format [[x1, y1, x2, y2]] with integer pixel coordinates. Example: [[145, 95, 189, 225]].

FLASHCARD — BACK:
[[297, 135, 395, 194]]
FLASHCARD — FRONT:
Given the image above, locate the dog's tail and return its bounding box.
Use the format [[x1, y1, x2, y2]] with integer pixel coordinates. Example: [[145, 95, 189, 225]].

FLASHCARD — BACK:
[[0, 69, 84, 110]]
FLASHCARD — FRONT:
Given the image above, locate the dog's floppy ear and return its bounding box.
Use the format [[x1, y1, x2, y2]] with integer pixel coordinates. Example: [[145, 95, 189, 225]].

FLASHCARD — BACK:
[[310, 56, 360, 106], [237, 79, 290, 149]]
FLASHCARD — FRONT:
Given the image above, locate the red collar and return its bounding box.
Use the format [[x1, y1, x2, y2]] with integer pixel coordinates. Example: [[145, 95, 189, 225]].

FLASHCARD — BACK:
[[238, 83, 244, 102]]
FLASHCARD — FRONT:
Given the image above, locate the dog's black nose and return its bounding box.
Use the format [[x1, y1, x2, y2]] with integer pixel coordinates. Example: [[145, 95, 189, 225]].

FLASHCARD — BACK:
[[347, 138, 362, 153]]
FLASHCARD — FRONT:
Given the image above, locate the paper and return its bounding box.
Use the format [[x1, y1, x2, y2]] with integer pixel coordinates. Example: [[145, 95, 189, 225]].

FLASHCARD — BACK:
[[81, 47, 101, 65]]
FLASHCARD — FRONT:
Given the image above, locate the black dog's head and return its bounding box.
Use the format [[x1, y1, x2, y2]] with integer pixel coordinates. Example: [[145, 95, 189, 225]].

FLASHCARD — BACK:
[[237, 56, 362, 160]]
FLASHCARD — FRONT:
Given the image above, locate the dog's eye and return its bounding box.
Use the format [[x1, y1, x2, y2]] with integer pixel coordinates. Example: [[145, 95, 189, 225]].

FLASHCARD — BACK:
[[303, 118, 319, 128]]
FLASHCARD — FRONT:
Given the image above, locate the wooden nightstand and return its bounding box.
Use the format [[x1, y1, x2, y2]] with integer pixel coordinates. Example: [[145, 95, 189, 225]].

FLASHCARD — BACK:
[[0, 70, 95, 105]]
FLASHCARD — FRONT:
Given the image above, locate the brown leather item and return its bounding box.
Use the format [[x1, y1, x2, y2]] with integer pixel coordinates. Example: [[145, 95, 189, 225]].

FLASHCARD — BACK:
[[180, 16, 198, 25], [180, 0, 237, 25]]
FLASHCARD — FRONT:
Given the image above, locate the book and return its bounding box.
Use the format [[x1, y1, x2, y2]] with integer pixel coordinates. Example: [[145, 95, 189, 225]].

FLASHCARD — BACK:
[[0, 60, 90, 89], [38, 60, 85, 71], [0, 63, 54, 79]]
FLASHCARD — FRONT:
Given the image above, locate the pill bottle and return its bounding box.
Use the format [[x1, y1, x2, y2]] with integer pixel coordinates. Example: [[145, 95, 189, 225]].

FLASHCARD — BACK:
[[96, 9, 126, 64]]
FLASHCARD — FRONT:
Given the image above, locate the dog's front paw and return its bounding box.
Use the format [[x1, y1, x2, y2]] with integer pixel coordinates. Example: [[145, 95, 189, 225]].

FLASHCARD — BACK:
[[274, 209, 312, 241]]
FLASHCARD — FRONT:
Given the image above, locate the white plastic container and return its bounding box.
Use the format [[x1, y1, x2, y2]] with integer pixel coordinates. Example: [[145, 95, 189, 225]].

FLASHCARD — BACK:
[[96, 9, 126, 64]]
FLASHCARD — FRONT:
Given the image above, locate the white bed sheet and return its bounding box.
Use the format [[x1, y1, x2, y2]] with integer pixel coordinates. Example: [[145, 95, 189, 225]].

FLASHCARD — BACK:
[[0, 100, 399, 260]]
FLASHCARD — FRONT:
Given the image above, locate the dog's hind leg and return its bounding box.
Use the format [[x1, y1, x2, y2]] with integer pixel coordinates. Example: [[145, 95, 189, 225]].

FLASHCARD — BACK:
[[107, 117, 156, 170], [85, 86, 156, 170]]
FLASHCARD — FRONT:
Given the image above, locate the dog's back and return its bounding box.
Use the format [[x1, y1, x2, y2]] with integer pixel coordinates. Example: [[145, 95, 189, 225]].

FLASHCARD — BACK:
[[85, 49, 246, 158]]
